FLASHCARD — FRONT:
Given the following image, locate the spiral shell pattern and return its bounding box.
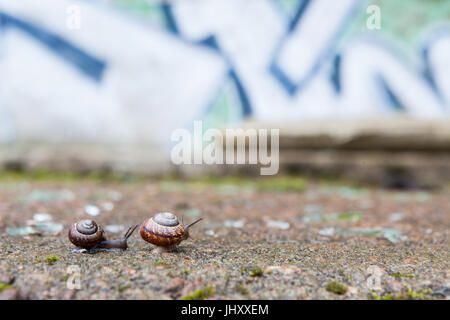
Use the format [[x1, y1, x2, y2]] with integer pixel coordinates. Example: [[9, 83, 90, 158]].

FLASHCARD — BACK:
[[140, 213, 186, 247], [153, 212, 180, 226], [68, 220, 105, 248]]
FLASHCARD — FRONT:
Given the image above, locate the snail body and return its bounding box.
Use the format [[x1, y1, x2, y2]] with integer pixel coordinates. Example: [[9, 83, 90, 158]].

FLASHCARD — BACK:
[[68, 219, 137, 251], [140, 212, 202, 247]]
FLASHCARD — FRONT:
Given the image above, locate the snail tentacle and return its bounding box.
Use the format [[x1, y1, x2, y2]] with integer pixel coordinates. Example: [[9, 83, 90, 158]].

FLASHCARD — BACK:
[[184, 218, 203, 230], [95, 224, 138, 250], [124, 224, 139, 240]]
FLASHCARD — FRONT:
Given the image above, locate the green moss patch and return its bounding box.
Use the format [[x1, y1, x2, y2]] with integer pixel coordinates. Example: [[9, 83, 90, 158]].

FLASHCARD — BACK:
[[391, 272, 414, 279], [153, 260, 168, 267], [36, 255, 60, 265], [234, 283, 249, 295], [258, 177, 306, 192], [241, 266, 264, 277], [0, 168, 142, 183], [369, 288, 434, 300], [159, 176, 307, 193], [180, 286, 214, 300], [0, 283, 12, 291], [325, 281, 347, 295]]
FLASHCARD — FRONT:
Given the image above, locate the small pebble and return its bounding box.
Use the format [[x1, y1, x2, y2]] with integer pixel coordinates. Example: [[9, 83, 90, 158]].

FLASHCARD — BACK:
[[104, 224, 125, 233], [6, 226, 38, 236], [71, 248, 88, 254], [383, 232, 408, 244], [35, 222, 64, 234], [224, 220, 245, 228], [33, 213, 52, 223], [85, 205, 100, 216], [319, 228, 335, 236], [267, 220, 290, 230]]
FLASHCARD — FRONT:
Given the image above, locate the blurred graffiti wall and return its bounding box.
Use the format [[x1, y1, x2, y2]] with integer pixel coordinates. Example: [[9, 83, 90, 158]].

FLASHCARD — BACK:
[[0, 0, 449, 159]]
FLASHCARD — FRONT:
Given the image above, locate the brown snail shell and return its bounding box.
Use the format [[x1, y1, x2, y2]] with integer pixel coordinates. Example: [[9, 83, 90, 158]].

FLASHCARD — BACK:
[[140, 212, 202, 247], [68, 219, 105, 249]]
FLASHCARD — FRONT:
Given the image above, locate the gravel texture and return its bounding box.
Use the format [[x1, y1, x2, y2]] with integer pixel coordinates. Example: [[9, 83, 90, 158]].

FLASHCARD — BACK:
[[0, 176, 448, 300]]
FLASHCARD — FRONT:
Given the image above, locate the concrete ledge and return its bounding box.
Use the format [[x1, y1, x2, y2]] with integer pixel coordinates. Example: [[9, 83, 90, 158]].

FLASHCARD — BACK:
[[0, 141, 173, 175], [243, 117, 450, 151], [216, 117, 450, 187], [1, 117, 449, 187]]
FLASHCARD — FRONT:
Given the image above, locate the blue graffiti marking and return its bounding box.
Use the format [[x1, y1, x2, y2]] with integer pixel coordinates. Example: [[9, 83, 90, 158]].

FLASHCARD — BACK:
[[270, 0, 361, 96], [229, 69, 252, 117], [330, 54, 342, 94], [0, 11, 106, 82], [288, 0, 311, 32], [269, 62, 297, 95], [197, 35, 253, 117], [162, 2, 253, 117], [161, 3, 179, 34], [376, 74, 407, 112], [422, 47, 443, 103]]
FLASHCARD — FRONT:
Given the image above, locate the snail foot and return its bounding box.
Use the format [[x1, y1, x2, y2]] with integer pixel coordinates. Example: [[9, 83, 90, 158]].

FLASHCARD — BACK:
[[152, 246, 166, 254], [71, 246, 126, 254], [89, 247, 125, 253], [71, 247, 89, 254], [165, 245, 180, 252], [154, 245, 179, 253], [152, 245, 179, 254]]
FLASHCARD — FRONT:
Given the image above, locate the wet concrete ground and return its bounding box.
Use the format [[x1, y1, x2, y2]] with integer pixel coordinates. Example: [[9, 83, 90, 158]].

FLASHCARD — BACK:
[[0, 176, 448, 299]]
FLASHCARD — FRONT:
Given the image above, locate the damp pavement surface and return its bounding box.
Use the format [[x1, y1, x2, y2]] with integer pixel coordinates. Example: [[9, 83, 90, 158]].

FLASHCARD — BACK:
[[0, 177, 448, 300]]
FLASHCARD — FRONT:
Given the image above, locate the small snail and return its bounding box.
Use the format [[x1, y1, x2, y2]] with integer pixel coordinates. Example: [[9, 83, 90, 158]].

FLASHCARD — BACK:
[[140, 212, 202, 248], [68, 219, 138, 251]]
